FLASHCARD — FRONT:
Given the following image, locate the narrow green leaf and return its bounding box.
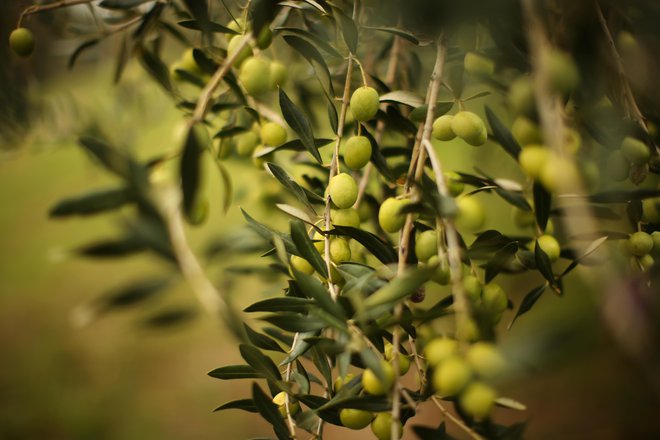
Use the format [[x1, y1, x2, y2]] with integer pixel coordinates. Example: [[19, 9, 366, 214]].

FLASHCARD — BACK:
[[379, 90, 425, 107], [251, 383, 290, 440], [533, 182, 551, 232], [337, 11, 358, 53], [587, 188, 660, 203], [508, 284, 546, 329], [331, 226, 397, 264], [208, 365, 262, 380], [485, 106, 521, 160], [177, 20, 238, 34], [279, 88, 322, 163], [76, 237, 146, 258], [137, 46, 174, 94], [267, 163, 315, 212], [534, 244, 556, 288], [180, 124, 204, 218], [294, 271, 345, 320], [260, 313, 327, 333], [213, 398, 258, 413], [50, 187, 133, 217], [362, 265, 434, 310], [239, 344, 282, 383], [244, 297, 315, 313], [241, 209, 298, 255], [362, 26, 421, 45], [244, 324, 285, 353], [97, 277, 169, 312], [68, 39, 100, 70]]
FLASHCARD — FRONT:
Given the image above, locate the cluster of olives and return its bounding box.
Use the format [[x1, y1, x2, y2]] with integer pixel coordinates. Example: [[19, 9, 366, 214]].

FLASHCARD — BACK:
[[432, 111, 488, 146], [9, 27, 35, 58], [606, 136, 653, 182], [424, 338, 506, 420], [623, 231, 660, 270]]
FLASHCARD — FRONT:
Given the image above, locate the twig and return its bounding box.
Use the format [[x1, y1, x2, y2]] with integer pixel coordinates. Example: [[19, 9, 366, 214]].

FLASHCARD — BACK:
[[284, 333, 300, 439], [430, 396, 485, 440], [18, 0, 95, 27]]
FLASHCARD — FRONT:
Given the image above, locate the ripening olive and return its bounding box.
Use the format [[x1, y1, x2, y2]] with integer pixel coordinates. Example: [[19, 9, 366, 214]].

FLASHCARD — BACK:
[[427, 255, 451, 285], [290, 255, 315, 275], [328, 173, 358, 209], [378, 197, 410, 233], [535, 234, 561, 261], [451, 111, 487, 146], [269, 61, 288, 88], [362, 361, 395, 395], [239, 57, 271, 96], [466, 342, 506, 379], [227, 35, 253, 67], [482, 283, 508, 324], [9, 28, 35, 57], [423, 337, 458, 367], [349, 86, 380, 122], [464, 51, 495, 77], [329, 238, 351, 263], [344, 136, 372, 170], [642, 197, 660, 223], [415, 229, 437, 262], [508, 76, 536, 116], [235, 131, 260, 156], [456, 197, 485, 231], [432, 356, 472, 396], [331, 208, 360, 228], [432, 115, 456, 141], [511, 116, 542, 146], [371, 412, 402, 440], [628, 231, 654, 257], [445, 172, 465, 197], [339, 408, 373, 430], [459, 382, 497, 421], [518, 145, 549, 178], [462, 275, 482, 303], [547, 50, 580, 94], [260, 122, 287, 146]]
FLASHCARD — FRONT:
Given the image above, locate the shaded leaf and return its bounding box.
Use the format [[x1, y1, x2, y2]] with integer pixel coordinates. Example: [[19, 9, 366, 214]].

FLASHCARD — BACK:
[[244, 324, 285, 353], [508, 284, 546, 329], [239, 344, 282, 383], [208, 365, 262, 380], [267, 163, 315, 212], [251, 383, 290, 440], [331, 226, 397, 264], [213, 398, 258, 413], [533, 182, 551, 232], [279, 88, 322, 163], [485, 106, 521, 160], [290, 220, 328, 277], [50, 187, 133, 217], [260, 313, 327, 332]]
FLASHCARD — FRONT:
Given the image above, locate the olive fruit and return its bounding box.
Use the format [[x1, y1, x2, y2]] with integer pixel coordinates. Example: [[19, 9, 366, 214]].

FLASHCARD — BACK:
[[508, 76, 535, 116], [371, 412, 402, 440], [272, 392, 300, 417], [628, 231, 654, 257], [179, 48, 204, 75], [9, 28, 35, 57], [239, 57, 271, 96], [269, 61, 287, 88], [535, 234, 561, 261], [432, 356, 472, 396], [466, 342, 506, 378], [511, 116, 542, 146], [451, 111, 487, 146], [462, 275, 482, 303], [378, 197, 410, 233], [225, 18, 244, 42], [620, 136, 650, 165], [334, 373, 355, 392], [343, 136, 372, 170], [464, 51, 495, 77], [423, 337, 458, 367], [260, 122, 287, 146], [384, 343, 411, 376], [482, 283, 508, 324], [329, 238, 351, 263], [539, 154, 579, 192], [339, 408, 373, 430], [328, 173, 358, 209], [606, 149, 630, 182], [427, 255, 451, 285], [290, 255, 314, 275], [459, 382, 497, 421], [642, 197, 660, 223], [235, 131, 260, 156], [518, 146, 549, 178], [456, 196, 485, 231], [362, 361, 395, 395], [445, 172, 465, 197], [547, 50, 580, 94], [415, 230, 437, 262], [432, 115, 456, 141], [349, 86, 380, 122], [639, 254, 655, 270], [227, 35, 253, 67], [331, 208, 360, 228]]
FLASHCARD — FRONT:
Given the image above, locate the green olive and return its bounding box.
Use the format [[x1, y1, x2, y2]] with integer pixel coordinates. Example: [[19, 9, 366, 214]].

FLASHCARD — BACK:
[[535, 234, 561, 261], [628, 231, 654, 257], [9, 28, 35, 58], [642, 198, 660, 223], [462, 275, 482, 303], [464, 51, 495, 77], [328, 173, 358, 209], [378, 197, 410, 233], [547, 50, 580, 95], [621, 136, 650, 165], [235, 131, 260, 156], [260, 122, 287, 146], [432, 115, 456, 141], [451, 111, 487, 146], [349, 86, 380, 122], [329, 238, 351, 263], [239, 57, 271, 96], [456, 197, 485, 231], [427, 255, 450, 285], [415, 230, 437, 262], [269, 61, 288, 88], [512, 207, 535, 229], [361, 361, 395, 395], [444, 172, 465, 197], [331, 208, 360, 228], [482, 283, 508, 325], [423, 337, 458, 367], [227, 35, 253, 67], [518, 145, 549, 178], [606, 149, 630, 182], [511, 116, 542, 146], [343, 136, 372, 170], [432, 356, 472, 396], [466, 342, 506, 379], [339, 408, 373, 430], [508, 76, 536, 116], [290, 255, 315, 275], [459, 382, 497, 421], [371, 412, 402, 440], [272, 392, 300, 417]]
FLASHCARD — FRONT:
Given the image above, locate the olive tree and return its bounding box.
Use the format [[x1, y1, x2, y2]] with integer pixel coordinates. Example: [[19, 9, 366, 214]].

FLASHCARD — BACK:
[[9, 0, 660, 439]]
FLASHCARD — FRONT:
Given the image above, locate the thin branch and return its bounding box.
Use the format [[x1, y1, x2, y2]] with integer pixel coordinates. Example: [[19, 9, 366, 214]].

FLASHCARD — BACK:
[[430, 396, 485, 440], [18, 0, 95, 27]]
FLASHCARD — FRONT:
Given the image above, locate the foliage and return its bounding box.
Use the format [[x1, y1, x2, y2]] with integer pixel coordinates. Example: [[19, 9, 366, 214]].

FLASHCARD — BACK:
[[10, 0, 660, 439]]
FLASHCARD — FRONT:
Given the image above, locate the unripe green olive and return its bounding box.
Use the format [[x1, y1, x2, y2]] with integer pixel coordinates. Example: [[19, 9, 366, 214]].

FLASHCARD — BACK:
[[512, 207, 535, 229], [423, 337, 458, 367], [508, 76, 535, 116], [511, 116, 542, 146], [239, 57, 271, 96], [331, 208, 360, 228], [334, 373, 355, 392], [291, 255, 314, 275], [482, 283, 507, 324], [432, 115, 456, 141], [260, 122, 287, 146], [451, 111, 487, 146], [642, 198, 660, 223], [339, 408, 373, 429], [9, 28, 35, 58], [628, 231, 654, 257], [518, 145, 549, 178], [272, 392, 300, 417], [225, 18, 244, 42], [539, 155, 580, 193], [466, 342, 506, 379], [415, 230, 437, 262], [427, 255, 450, 285], [255, 27, 272, 50], [235, 131, 260, 156], [328, 173, 358, 209], [329, 238, 351, 263], [227, 35, 253, 67], [371, 412, 402, 440], [343, 136, 372, 170], [456, 197, 485, 231], [464, 51, 495, 77], [617, 31, 638, 55], [535, 234, 561, 261], [269, 61, 288, 88], [349, 86, 380, 122], [362, 361, 395, 395], [638, 254, 655, 270], [462, 275, 482, 303], [384, 343, 411, 376], [621, 136, 650, 165], [378, 197, 410, 233], [459, 382, 497, 421], [444, 172, 465, 197], [547, 50, 580, 94], [606, 149, 630, 182], [179, 48, 204, 76], [432, 356, 472, 396]]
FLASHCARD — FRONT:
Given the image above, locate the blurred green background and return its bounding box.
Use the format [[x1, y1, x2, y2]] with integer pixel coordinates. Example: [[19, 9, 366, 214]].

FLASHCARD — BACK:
[[2, 3, 660, 440]]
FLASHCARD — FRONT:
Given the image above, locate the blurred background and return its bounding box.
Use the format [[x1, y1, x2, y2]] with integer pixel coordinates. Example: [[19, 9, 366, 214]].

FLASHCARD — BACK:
[[2, 1, 660, 439]]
